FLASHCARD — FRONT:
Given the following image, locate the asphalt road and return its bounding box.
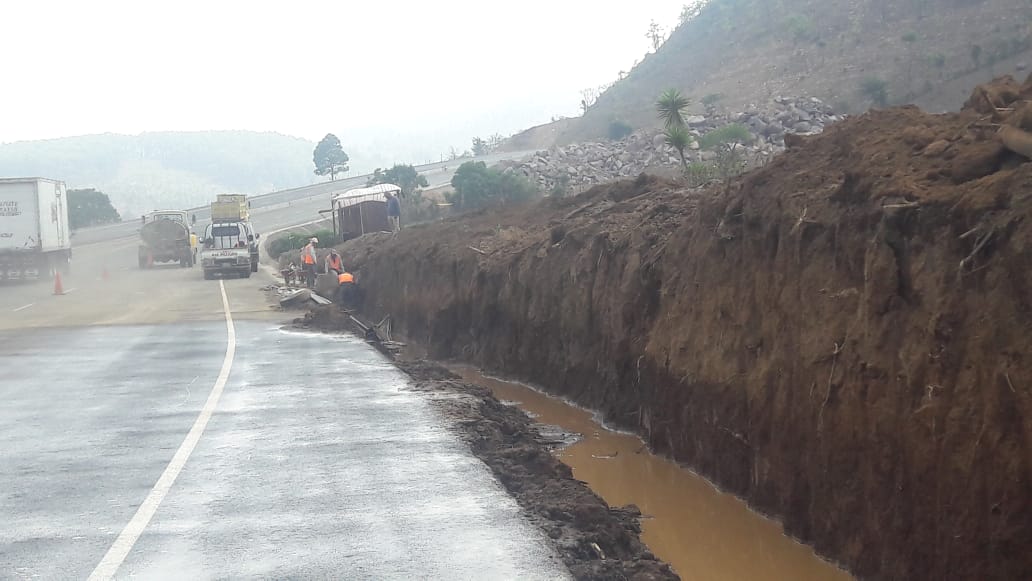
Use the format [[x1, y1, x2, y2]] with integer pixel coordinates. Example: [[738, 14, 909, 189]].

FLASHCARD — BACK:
[[0, 166, 569, 579]]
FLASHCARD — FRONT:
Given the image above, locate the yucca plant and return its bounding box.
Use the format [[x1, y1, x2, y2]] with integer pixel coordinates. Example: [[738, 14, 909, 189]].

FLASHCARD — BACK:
[[664, 125, 693, 172], [656, 88, 691, 129]]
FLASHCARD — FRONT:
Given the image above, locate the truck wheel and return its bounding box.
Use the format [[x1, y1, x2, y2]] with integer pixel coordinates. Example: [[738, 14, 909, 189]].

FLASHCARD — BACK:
[[242, 270, 251, 279], [251, 260, 258, 273]]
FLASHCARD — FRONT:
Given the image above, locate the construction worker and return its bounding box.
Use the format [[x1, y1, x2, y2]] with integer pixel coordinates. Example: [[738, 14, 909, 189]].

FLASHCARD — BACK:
[[325, 248, 343, 275], [337, 270, 356, 308], [301, 237, 318, 288], [386, 191, 401, 233]]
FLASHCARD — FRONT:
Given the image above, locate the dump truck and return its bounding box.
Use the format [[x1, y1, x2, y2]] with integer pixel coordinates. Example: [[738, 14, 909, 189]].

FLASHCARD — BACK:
[[0, 177, 71, 280], [211, 194, 249, 222], [138, 210, 195, 268]]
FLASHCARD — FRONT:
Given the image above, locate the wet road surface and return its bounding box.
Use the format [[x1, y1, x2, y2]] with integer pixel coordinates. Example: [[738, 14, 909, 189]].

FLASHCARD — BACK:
[[1, 320, 567, 579]]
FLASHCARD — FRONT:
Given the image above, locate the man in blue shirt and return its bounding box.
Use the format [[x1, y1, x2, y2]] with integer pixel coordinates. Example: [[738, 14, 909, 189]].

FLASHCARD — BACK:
[[386, 192, 401, 234]]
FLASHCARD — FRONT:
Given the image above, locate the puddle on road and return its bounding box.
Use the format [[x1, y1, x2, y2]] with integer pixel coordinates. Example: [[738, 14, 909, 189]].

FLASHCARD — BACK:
[[453, 367, 853, 581]]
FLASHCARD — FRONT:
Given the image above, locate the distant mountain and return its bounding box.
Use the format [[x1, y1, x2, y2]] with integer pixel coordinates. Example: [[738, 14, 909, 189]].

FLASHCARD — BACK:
[[545, 0, 1032, 144], [0, 131, 316, 218]]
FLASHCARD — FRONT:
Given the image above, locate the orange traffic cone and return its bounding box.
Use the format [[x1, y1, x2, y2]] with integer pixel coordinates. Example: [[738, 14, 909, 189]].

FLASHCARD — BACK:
[[53, 271, 65, 295]]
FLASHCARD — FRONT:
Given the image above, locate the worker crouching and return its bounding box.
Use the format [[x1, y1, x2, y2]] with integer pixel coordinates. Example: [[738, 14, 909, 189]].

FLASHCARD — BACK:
[[337, 270, 359, 310]]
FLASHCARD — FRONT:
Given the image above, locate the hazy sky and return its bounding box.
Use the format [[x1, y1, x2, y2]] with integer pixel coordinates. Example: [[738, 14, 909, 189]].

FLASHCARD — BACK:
[[1, 0, 683, 156]]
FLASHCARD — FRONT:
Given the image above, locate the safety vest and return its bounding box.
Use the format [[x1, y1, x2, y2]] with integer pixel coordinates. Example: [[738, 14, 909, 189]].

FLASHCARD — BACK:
[[327, 254, 342, 271], [338, 272, 354, 284], [302, 245, 315, 265]]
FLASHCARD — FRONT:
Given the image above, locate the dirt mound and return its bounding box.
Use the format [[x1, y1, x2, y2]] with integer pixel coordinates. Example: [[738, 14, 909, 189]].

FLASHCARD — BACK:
[[322, 77, 1032, 580]]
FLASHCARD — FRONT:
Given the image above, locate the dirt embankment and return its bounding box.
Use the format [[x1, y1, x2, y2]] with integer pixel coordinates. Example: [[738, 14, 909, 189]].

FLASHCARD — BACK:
[[319, 78, 1032, 580]]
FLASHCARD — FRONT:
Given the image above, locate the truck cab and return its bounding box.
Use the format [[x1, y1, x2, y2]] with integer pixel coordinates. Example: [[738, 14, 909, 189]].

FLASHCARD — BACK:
[[199, 221, 259, 279]]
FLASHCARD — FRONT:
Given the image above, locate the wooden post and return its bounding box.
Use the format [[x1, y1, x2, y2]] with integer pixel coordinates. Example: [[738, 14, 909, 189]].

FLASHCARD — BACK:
[[358, 202, 365, 236]]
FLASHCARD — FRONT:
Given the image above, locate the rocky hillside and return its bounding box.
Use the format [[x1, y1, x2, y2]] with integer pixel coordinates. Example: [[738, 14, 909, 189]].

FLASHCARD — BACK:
[[554, 0, 1032, 144], [506, 96, 842, 192], [324, 78, 1032, 580]]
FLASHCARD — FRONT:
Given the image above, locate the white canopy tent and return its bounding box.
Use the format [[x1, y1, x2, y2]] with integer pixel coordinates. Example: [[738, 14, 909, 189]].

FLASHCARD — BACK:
[[330, 183, 401, 209], [323, 183, 401, 238]]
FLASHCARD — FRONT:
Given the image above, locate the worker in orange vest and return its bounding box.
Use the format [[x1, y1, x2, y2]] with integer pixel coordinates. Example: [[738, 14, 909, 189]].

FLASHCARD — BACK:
[[337, 270, 356, 308], [301, 237, 318, 288], [325, 249, 344, 275]]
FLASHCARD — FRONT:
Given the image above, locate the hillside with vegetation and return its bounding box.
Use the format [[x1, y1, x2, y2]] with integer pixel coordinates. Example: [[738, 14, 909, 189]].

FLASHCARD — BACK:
[[0, 131, 316, 218], [555, 0, 1032, 144]]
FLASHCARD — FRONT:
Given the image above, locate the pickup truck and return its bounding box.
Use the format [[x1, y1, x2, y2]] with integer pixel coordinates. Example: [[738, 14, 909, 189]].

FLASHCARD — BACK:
[[199, 220, 259, 279]]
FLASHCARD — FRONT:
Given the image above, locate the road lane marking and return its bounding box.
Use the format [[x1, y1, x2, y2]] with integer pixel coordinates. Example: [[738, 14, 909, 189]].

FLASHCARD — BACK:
[[88, 279, 237, 581], [263, 216, 331, 237], [11, 303, 34, 312]]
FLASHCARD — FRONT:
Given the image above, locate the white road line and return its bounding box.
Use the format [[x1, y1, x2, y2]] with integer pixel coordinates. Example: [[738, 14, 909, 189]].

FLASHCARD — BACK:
[[263, 216, 331, 237], [88, 279, 237, 581], [63, 287, 77, 294], [12, 303, 34, 312]]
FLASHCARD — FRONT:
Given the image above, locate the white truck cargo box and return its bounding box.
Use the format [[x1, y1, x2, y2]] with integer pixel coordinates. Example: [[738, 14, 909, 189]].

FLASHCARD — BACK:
[[0, 178, 70, 253]]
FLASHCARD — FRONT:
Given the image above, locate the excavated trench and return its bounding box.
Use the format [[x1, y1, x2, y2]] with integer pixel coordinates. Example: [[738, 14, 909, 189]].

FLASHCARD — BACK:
[[454, 366, 853, 580], [313, 77, 1032, 580]]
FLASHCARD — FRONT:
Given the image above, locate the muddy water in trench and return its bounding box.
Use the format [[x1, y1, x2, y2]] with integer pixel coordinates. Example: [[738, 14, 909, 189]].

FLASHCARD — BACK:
[[453, 367, 853, 581]]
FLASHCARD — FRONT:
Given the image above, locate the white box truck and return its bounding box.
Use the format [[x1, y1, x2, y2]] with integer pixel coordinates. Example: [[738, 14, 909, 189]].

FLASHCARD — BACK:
[[0, 177, 72, 280]]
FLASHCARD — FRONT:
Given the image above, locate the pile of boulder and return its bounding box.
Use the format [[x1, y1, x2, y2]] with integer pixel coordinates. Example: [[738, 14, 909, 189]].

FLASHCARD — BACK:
[[506, 96, 844, 191]]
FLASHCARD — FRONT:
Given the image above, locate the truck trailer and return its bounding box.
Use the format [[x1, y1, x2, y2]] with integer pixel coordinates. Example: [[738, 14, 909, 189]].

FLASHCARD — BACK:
[[0, 178, 72, 280]]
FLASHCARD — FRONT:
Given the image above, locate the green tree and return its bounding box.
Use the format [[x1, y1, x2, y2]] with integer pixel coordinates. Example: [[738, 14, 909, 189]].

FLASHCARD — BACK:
[[699, 123, 752, 182], [448, 161, 536, 210], [313, 133, 350, 181], [472, 137, 490, 156], [664, 126, 693, 171], [366, 164, 429, 197], [656, 89, 691, 129], [68, 188, 121, 229]]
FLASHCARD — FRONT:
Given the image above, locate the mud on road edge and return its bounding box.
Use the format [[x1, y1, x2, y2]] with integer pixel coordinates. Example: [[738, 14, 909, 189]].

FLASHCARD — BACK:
[[293, 313, 678, 581]]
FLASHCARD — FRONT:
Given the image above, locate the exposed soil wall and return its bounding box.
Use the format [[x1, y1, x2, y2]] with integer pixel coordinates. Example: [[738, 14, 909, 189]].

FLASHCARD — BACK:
[[331, 80, 1032, 580]]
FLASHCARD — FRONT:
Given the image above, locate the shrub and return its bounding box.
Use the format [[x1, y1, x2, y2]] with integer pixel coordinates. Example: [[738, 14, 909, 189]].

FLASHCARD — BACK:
[[702, 93, 724, 107], [268, 228, 338, 259], [607, 120, 634, 140], [447, 161, 538, 210], [859, 77, 889, 107], [699, 124, 752, 182], [685, 162, 716, 187], [698, 123, 752, 150], [785, 14, 816, 43]]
